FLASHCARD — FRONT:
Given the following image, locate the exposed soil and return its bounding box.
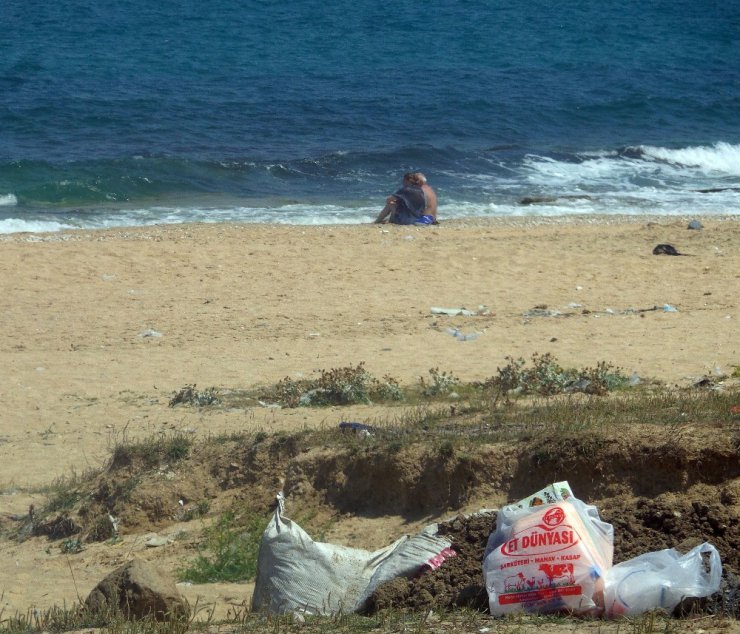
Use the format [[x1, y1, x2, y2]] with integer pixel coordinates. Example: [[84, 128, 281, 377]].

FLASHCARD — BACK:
[[364, 492, 740, 617], [2, 412, 738, 625]]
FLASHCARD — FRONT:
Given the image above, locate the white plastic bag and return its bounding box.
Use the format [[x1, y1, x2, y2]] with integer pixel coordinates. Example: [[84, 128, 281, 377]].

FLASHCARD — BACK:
[[603, 542, 722, 617], [483, 486, 613, 616], [251, 493, 452, 614]]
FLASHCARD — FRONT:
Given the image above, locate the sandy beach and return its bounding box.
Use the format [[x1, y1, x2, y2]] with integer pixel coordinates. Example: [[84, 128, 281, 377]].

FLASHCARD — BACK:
[[0, 215, 738, 618]]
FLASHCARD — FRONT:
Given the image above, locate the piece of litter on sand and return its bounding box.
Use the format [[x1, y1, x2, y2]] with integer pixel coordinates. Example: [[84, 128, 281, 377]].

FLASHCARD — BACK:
[[446, 327, 481, 341], [663, 303, 678, 312], [339, 421, 375, 438], [139, 329, 162, 337], [432, 306, 478, 316], [523, 308, 563, 318], [339, 422, 375, 436]]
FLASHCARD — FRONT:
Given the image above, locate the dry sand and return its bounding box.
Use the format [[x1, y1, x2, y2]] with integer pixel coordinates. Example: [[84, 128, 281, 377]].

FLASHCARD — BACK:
[[0, 215, 738, 618]]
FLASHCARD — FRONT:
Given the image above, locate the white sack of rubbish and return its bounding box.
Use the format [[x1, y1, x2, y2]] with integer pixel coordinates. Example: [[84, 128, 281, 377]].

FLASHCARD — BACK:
[[251, 492, 453, 615]]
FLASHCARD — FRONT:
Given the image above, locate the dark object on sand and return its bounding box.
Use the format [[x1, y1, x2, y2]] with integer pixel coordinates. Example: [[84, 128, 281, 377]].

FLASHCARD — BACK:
[[652, 243, 685, 256], [687, 219, 703, 230], [339, 421, 375, 434]]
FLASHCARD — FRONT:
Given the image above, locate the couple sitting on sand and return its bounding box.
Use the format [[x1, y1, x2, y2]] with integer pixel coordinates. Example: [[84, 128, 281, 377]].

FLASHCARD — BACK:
[[374, 172, 438, 225]]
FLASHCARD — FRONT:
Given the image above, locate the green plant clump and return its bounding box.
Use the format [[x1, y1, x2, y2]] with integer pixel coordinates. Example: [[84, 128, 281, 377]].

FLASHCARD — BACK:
[[262, 363, 405, 408], [169, 384, 221, 407], [420, 367, 460, 396], [178, 510, 267, 583], [488, 353, 628, 397], [60, 537, 83, 554]]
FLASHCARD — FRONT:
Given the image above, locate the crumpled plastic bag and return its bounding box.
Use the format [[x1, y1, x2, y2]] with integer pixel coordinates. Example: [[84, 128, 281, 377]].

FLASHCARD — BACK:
[[602, 542, 722, 617], [251, 492, 453, 615]]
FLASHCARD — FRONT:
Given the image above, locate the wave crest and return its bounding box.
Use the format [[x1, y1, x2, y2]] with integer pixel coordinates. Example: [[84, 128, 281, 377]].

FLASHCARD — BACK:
[[639, 142, 740, 176]]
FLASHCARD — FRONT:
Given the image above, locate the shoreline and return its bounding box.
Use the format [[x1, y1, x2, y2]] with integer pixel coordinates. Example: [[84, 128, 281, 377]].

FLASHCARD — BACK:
[[1, 212, 738, 243]]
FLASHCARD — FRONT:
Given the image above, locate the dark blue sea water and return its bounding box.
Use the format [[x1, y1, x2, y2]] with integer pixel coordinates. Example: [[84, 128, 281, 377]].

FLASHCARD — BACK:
[[2, 0, 739, 232]]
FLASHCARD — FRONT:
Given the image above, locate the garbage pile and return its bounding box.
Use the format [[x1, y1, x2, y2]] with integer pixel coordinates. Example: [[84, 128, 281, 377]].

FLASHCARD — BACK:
[[252, 483, 723, 618], [482, 482, 721, 617]]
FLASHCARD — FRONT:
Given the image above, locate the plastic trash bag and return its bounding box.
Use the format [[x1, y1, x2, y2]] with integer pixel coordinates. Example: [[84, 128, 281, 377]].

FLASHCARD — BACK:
[[602, 542, 722, 617], [483, 482, 724, 619], [251, 492, 452, 615], [483, 484, 614, 616]]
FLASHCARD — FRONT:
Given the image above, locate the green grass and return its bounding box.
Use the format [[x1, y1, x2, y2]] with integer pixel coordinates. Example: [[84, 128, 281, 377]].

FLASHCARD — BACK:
[[172, 354, 638, 411], [109, 431, 194, 471], [177, 509, 269, 584], [0, 602, 718, 634], [40, 468, 101, 514]]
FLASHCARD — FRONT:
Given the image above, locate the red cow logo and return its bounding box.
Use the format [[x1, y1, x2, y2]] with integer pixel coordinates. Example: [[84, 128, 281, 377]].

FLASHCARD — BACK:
[[538, 562, 575, 586], [543, 507, 565, 527]]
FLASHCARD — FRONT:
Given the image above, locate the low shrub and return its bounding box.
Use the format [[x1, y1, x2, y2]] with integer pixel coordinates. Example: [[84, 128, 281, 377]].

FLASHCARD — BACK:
[[169, 384, 221, 407], [178, 509, 267, 583], [486, 353, 628, 397], [261, 363, 405, 408]]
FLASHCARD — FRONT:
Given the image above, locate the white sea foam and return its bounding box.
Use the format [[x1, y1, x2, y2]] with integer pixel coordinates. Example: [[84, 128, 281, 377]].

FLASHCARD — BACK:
[[0, 218, 72, 234], [0, 194, 18, 206], [639, 142, 740, 176], [521, 154, 643, 189], [519, 144, 740, 199], [0, 196, 736, 235]]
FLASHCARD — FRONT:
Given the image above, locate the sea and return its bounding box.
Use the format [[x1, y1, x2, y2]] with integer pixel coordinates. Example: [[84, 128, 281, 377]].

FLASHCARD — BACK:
[[2, 0, 739, 234]]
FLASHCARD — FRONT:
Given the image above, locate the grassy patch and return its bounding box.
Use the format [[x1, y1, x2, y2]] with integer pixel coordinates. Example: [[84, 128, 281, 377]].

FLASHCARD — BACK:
[[109, 432, 193, 471], [40, 468, 101, 514], [178, 509, 268, 583], [20, 386, 734, 546], [168, 355, 636, 412], [0, 604, 719, 634], [253, 355, 632, 410], [169, 384, 221, 407], [259, 363, 405, 407]]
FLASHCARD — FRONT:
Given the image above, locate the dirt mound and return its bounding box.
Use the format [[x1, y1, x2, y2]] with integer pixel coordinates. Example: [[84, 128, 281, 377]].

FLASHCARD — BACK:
[[364, 489, 739, 617]]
